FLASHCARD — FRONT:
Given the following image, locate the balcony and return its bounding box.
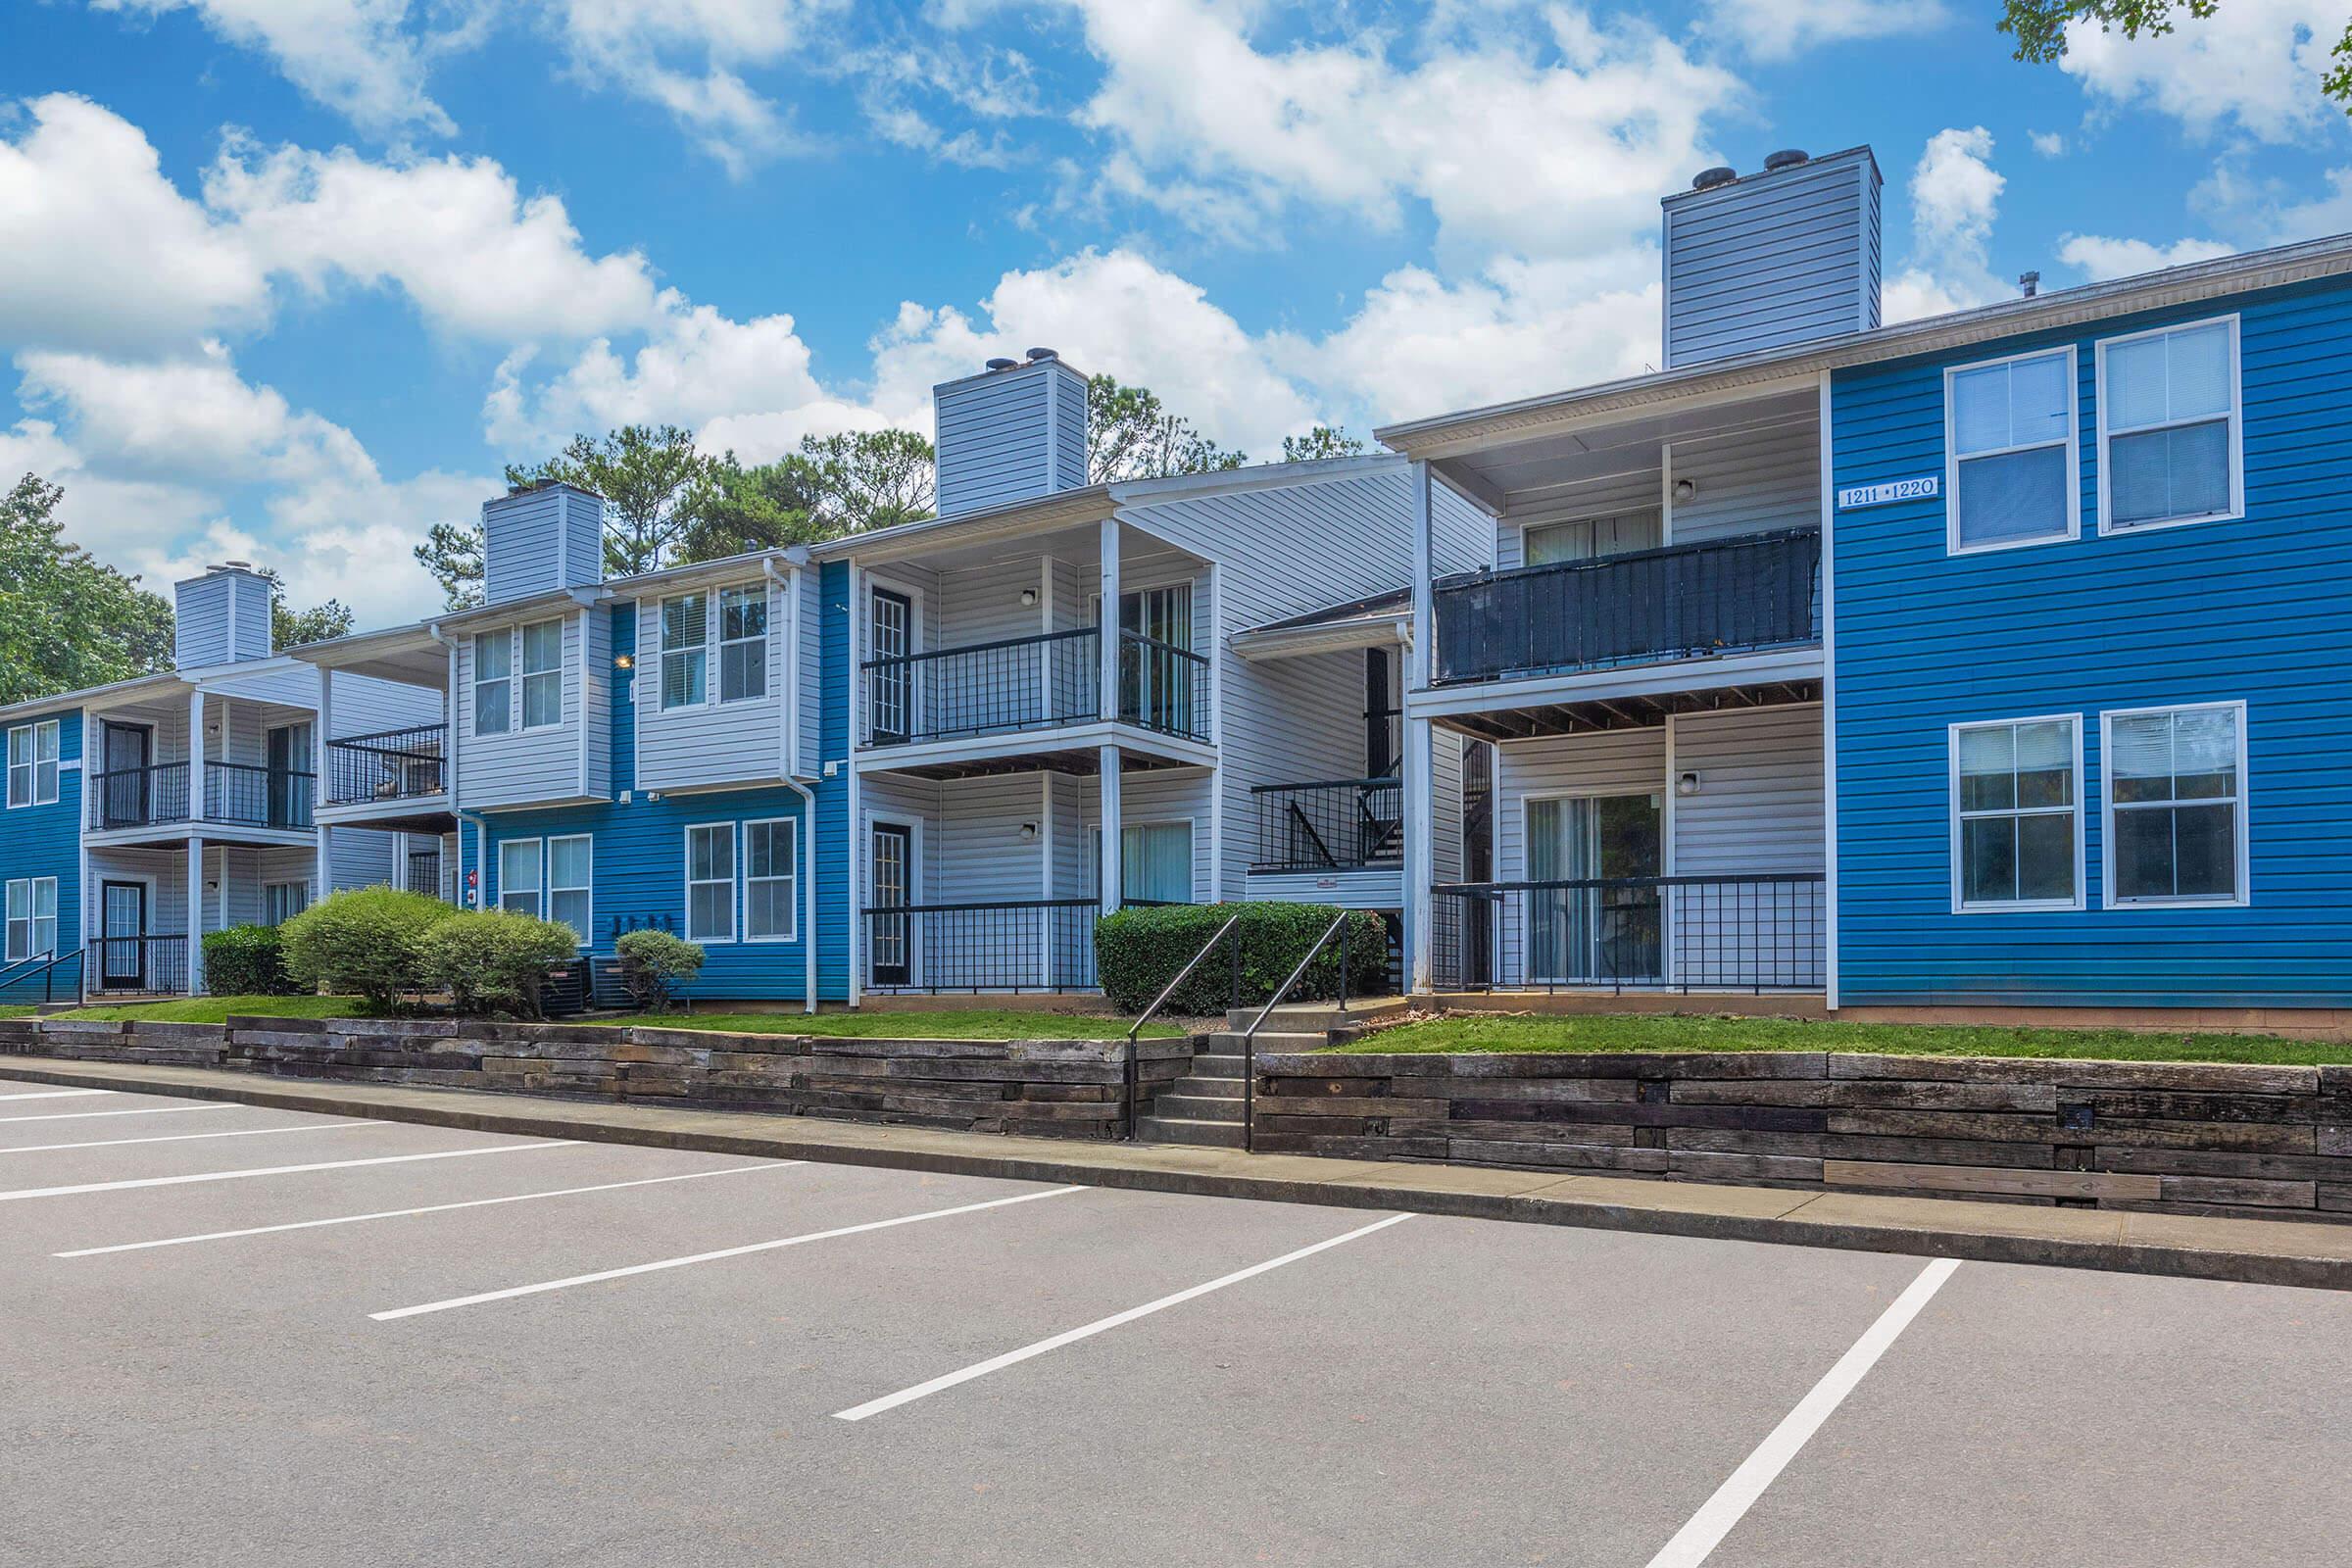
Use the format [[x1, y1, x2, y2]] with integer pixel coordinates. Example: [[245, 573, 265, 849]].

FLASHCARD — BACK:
[[1429, 873, 1827, 994], [862, 898, 1103, 993], [87, 761, 315, 833], [325, 724, 447, 806], [861, 627, 1210, 749], [1250, 777, 1401, 872], [1433, 529, 1822, 688]]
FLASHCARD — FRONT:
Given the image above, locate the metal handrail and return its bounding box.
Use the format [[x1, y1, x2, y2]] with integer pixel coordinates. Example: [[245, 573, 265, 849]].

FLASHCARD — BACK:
[[0, 950, 57, 988], [0, 948, 83, 1006], [860, 625, 1095, 671], [1123, 910, 1244, 1142], [1247, 774, 1398, 795], [1238, 912, 1352, 1154]]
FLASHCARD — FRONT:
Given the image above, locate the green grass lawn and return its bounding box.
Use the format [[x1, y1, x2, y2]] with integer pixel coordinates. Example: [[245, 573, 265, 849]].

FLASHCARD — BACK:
[[1341, 1012, 2350, 1067], [0, 1004, 37, 1019], [34, 996, 1167, 1040]]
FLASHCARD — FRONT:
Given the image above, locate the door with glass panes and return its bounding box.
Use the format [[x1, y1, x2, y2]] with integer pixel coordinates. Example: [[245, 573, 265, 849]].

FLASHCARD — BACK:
[[868, 822, 914, 987], [1524, 793, 1662, 984]]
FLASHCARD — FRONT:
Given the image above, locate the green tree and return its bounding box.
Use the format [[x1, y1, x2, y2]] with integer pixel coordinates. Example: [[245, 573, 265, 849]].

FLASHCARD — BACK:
[[255, 566, 355, 650], [1281, 425, 1366, 463], [412, 518, 486, 612], [506, 423, 715, 577], [2000, 2, 2352, 111], [0, 472, 174, 705], [679, 429, 938, 564], [1087, 375, 1247, 482], [801, 428, 937, 530]]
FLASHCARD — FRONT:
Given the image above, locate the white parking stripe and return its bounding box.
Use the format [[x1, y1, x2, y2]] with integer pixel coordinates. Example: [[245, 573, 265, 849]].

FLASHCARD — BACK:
[[0, 1103, 238, 1125], [0, 1140, 574, 1202], [0, 1089, 114, 1102], [832, 1212, 1415, 1423], [371, 1184, 1086, 1322], [58, 1159, 807, 1256], [0, 1121, 385, 1156], [1642, 1257, 1962, 1568]]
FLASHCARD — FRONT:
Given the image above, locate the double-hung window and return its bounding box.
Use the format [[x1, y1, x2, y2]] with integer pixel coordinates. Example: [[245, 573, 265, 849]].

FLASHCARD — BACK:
[[262, 880, 312, 927], [718, 585, 767, 704], [6, 720, 60, 808], [1952, 717, 2082, 909], [5, 877, 57, 961], [548, 835, 592, 944], [661, 592, 709, 710], [2104, 703, 2247, 906], [744, 818, 797, 941], [473, 630, 512, 737], [1946, 348, 2076, 552], [686, 823, 735, 943], [2097, 317, 2242, 532], [498, 838, 543, 916], [520, 619, 564, 730]]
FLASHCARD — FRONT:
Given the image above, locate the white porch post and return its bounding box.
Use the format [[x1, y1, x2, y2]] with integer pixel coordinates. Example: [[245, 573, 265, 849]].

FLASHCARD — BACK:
[[185, 835, 206, 995], [315, 667, 335, 899], [1098, 515, 1121, 722], [186, 688, 207, 824], [1099, 746, 1123, 917], [1403, 461, 1438, 996]]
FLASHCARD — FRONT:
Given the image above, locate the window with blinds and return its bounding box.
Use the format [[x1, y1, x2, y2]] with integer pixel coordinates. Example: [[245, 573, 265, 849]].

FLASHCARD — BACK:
[[1951, 717, 2081, 909], [1947, 349, 2075, 552], [2105, 704, 2246, 905], [2098, 318, 2241, 532], [1522, 509, 1661, 566]]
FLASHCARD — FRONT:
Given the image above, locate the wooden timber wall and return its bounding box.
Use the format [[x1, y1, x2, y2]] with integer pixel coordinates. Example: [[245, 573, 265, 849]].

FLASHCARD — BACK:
[[1252, 1050, 2352, 1222], [0, 1017, 1191, 1142]]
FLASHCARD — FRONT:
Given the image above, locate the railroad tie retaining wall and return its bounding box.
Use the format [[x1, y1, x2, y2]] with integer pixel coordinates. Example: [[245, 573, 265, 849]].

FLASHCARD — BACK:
[[1251, 1050, 2352, 1223], [0, 1017, 1192, 1142]]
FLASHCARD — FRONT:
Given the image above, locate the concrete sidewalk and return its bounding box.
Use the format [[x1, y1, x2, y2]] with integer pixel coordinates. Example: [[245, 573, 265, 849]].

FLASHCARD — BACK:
[[6, 1054, 2351, 1290]]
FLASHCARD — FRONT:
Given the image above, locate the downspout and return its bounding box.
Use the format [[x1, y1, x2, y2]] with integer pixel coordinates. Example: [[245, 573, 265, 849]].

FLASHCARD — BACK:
[[767, 552, 819, 1013]]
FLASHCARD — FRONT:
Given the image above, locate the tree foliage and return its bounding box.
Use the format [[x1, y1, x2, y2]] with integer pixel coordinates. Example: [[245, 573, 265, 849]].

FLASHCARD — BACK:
[[412, 519, 486, 612], [680, 428, 940, 563], [505, 423, 712, 578], [0, 472, 174, 706], [255, 566, 355, 651], [2000, 2, 2352, 110], [1281, 425, 1366, 464], [1087, 375, 1247, 482]]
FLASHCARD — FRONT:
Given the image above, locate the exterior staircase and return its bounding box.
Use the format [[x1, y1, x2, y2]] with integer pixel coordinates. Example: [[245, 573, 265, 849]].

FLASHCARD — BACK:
[[1133, 1004, 1389, 1150]]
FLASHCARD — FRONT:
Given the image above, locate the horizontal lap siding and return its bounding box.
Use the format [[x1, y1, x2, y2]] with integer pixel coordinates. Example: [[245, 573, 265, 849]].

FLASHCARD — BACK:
[[1494, 729, 1666, 881], [88, 847, 185, 939], [328, 672, 442, 738], [0, 709, 79, 963], [172, 575, 233, 668], [634, 581, 785, 792], [1670, 419, 1820, 544], [1832, 275, 2352, 1006], [458, 609, 589, 809], [1674, 707, 1826, 875], [1664, 150, 1878, 368]]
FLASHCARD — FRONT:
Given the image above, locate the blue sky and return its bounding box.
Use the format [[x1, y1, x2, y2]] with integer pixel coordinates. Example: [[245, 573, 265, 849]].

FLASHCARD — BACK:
[[4, 0, 2347, 619]]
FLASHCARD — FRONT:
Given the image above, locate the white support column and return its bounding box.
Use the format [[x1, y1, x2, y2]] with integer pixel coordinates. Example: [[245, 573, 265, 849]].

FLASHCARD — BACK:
[[1098, 745, 1123, 917], [315, 667, 335, 898], [1402, 461, 1438, 996], [185, 835, 206, 995], [1098, 515, 1122, 722], [186, 688, 208, 824]]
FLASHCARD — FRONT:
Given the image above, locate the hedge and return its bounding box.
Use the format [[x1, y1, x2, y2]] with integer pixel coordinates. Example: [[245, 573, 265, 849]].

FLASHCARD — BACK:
[[420, 909, 584, 1019], [1094, 903, 1388, 1015], [279, 887, 456, 1012], [200, 924, 302, 996], [615, 928, 706, 1011]]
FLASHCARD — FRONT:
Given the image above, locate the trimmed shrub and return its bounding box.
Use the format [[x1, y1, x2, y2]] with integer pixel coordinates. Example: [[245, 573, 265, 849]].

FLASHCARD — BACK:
[[201, 923, 301, 996], [615, 928, 706, 1012], [279, 887, 455, 1012], [1094, 903, 1388, 1015], [420, 909, 583, 1019]]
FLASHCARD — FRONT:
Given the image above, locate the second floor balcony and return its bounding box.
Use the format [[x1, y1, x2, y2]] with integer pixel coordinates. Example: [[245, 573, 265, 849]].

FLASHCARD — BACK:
[[1433, 529, 1822, 688], [88, 760, 315, 834], [324, 724, 448, 807], [860, 625, 1210, 749]]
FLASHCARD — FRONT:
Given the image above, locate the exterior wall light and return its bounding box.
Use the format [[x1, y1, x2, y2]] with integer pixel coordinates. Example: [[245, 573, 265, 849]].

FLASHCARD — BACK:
[[614, 653, 635, 669], [1677, 771, 1702, 797]]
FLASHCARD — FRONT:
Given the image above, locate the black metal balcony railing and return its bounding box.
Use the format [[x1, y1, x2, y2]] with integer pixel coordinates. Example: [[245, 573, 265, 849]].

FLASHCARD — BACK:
[[860, 626, 1212, 747], [1251, 777, 1402, 872], [862, 898, 1102, 993], [1433, 528, 1823, 686], [863, 628, 1099, 746], [1430, 873, 1826, 994], [88, 761, 314, 831], [326, 724, 447, 806], [87, 934, 189, 995]]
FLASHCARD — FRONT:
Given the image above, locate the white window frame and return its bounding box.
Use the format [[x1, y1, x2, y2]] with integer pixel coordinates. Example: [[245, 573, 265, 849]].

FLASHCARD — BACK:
[[2094, 314, 2245, 536], [518, 617, 564, 732], [684, 820, 737, 944], [547, 833, 592, 947], [472, 629, 513, 738], [717, 583, 768, 706], [497, 836, 544, 917], [1521, 508, 1662, 567], [743, 816, 798, 943], [7, 719, 60, 808], [1947, 714, 2085, 913], [660, 591, 710, 712], [1944, 345, 2081, 556], [261, 879, 313, 927], [2100, 700, 2251, 909], [5, 876, 58, 961]]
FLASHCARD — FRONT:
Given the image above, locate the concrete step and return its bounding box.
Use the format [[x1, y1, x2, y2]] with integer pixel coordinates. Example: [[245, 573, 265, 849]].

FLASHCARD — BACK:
[[1136, 1114, 1247, 1150], [1167, 1074, 1244, 1099], [1184, 1053, 1248, 1078], [1205, 1031, 1331, 1053], [1150, 1094, 1245, 1121]]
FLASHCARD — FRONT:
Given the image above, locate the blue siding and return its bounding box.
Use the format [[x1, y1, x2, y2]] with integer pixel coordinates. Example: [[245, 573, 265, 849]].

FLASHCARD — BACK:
[[0, 709, 82, 976], [1832, 273, 2352, 1006], [816, 562, 852, 1000]]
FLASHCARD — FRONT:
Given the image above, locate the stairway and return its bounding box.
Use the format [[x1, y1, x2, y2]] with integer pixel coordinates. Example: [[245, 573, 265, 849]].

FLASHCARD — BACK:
[[1133, 1008, 1374, 1149]]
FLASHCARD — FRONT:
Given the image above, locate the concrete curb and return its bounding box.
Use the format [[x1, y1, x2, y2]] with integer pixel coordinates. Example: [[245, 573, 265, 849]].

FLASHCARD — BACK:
[[8, 1055, 2351, 1292]]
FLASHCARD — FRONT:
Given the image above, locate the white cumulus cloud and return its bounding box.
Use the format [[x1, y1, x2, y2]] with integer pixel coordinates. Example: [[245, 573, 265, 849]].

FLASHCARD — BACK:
[[2060, 0, 2346, 143], [1884, 126, 2009, 321], [1700, 0, 1949, 61], [88, 0, 455, 137], [2057, 233, 2234, 281]]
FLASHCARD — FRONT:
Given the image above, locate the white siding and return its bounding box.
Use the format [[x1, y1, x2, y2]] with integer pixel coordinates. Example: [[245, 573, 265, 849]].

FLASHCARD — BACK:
[[635, 578, 789, 791], [456, 608, 592, 809], [1494, 729, 1667, 882], [1669, 419, 1820, 544], [934, 359, 1088, 518], [1671, 706, 1826, 874], [484, 485, 604, 607], [1663, 147, 1881, 368]]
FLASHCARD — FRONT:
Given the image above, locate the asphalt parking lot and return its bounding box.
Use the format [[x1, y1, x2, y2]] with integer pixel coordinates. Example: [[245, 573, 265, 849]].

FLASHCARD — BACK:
[[4, 1083, 2349, 1568]]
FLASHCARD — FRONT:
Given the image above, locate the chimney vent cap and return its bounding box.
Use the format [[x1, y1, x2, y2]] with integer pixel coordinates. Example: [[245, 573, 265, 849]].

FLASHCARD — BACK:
[[1763, 148, 1810, 172], [1024, 346, 1058, 362], [218, 560, 255, 572], [1691, 166, 1737, 191], [985, 356, 1019, 371]]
